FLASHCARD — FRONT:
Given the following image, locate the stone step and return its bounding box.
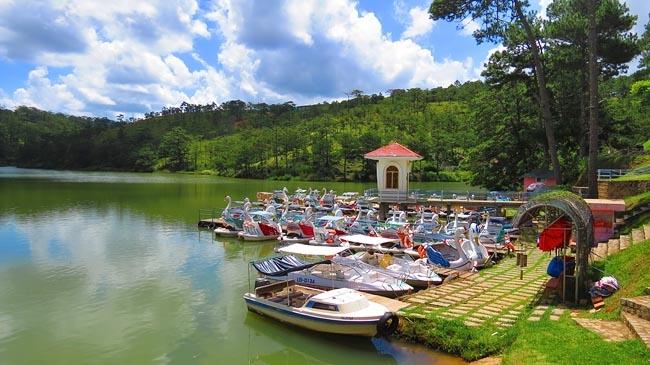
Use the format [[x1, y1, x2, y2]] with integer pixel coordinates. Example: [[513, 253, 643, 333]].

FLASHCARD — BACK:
[[621, 296, 650, 321], [621, 311, 650, 347], [607, 239, 620, 255], [620, 235, 631, 251], [632, 229, 645, 244], [644, 225, 650, 241], [592, 242, 607, 261]]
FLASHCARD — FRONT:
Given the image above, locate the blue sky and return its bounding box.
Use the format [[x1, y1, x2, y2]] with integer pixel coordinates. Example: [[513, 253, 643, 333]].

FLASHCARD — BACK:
[[0, 0, 647, 117]]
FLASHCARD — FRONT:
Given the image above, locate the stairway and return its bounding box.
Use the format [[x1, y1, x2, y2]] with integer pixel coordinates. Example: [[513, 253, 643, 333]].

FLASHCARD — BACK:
[[592, 224, 649, 261], [621, 290, 650, 347]]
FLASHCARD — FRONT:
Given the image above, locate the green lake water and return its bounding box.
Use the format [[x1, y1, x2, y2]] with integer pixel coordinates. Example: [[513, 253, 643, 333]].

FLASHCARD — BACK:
[[0, 167, 468, 365]]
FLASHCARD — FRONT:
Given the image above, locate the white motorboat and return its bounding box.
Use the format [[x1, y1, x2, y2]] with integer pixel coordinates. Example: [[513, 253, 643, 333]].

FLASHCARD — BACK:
[[244, 280, 399, 337], [252, 244, 413, 298]]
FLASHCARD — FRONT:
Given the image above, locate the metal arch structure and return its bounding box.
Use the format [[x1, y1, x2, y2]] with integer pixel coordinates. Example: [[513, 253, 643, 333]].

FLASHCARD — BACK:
[[512, 192, 595, 302]]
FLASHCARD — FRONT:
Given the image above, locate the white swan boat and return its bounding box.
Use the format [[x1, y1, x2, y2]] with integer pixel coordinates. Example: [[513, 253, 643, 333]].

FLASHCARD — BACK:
[[238, 208, 281, 241], [308, 215, 348, 246], [425, 228, 474, 271], [244, 280, 399, 336], [213, 196, 247, 236], [278, 207, 315, 244], [461, 223, 491, 267], [252, 244, 413, 298]]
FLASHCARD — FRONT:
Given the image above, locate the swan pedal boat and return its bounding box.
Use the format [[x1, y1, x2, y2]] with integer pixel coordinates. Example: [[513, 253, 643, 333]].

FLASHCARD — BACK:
[[244, 280, 399, 337]]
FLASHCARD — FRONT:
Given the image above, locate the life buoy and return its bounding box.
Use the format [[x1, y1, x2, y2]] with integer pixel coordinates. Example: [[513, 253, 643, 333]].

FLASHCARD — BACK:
[[376, 312, 399, 337]]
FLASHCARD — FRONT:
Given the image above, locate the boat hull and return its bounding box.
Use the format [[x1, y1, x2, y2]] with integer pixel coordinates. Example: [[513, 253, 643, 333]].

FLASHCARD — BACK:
[[278, 236, 312, 244], [244, 295, 380, 336], [284, 273, 411, 298], [238, 233, 281, 241], [214, 227, 240, 237]]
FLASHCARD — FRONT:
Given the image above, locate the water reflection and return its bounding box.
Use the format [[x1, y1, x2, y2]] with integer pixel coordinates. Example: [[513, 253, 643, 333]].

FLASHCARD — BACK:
[[0, 168, 465, 364]]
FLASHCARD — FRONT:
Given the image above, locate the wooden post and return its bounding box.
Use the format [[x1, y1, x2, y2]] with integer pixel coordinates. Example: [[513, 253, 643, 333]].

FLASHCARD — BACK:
[[379, 203, 388, 221]]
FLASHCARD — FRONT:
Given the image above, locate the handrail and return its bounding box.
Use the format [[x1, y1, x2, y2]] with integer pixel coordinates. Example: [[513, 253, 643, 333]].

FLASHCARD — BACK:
[[376, 189, 530, 202], [597, 169, 629, 180]]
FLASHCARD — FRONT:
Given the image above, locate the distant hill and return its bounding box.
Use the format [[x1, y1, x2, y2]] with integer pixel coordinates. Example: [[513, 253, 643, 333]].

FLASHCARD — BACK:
[[1, 76, 647, 190]]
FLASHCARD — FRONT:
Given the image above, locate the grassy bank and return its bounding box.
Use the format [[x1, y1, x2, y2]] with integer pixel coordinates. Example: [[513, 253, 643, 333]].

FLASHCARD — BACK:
[[399, 240, 650, 363], [399, 317, 517, 361], [502, 313, 650, 364], [586, 238, 650, 320], [625, 190, 650, 210], [401, 304, 650, 364]]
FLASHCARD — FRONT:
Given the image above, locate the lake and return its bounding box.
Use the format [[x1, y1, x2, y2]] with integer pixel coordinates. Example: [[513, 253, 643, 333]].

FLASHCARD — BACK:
[[0, 167, 468, 365]]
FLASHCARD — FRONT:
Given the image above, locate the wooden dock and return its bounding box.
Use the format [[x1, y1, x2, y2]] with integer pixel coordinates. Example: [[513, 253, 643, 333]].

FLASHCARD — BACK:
[[198, 219, 220, 229], [361, 292, 410, 312], [435, 267, 479, 281]]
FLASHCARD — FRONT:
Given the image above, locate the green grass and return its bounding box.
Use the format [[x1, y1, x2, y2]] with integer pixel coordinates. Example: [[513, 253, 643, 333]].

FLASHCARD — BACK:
[[625, 191, 650, 210], [587, 239, 650, 320], [502, 314, 650, 365], [399, 316, 517, 361], [618, 212, 650, 235], [616, 173, 650, 181]]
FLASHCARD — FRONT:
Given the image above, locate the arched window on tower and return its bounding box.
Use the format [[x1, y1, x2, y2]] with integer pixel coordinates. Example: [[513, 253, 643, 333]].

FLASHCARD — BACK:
[[386, 166, 399, 189]]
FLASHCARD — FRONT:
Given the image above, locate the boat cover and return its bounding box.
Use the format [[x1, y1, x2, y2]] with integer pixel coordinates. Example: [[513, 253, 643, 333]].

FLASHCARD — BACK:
[[252, 255, 330, 277], [339, 234, 399, 246], [278, 243, 347, 256]]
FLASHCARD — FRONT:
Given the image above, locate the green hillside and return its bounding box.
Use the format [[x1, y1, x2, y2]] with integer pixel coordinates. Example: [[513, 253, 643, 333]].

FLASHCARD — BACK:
[[1, 75, 648, 189]]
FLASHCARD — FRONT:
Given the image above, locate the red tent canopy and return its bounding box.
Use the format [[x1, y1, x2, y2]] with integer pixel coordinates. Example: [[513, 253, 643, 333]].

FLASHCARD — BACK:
[[538, 218, 572, 251]]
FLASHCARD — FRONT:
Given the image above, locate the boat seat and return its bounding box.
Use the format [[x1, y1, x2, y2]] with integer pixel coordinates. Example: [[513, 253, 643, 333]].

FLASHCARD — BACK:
[[288, 292, 311, 307], [255, 280, 296, 298]]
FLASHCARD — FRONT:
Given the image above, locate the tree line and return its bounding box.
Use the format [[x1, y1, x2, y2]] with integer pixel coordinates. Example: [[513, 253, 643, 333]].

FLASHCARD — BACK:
[[0, 0, 648, 191]]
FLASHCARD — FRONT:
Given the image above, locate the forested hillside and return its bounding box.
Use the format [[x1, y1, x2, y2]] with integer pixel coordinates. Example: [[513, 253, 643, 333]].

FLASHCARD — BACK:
[[1, 74, 647, 190], [1, 0, 649, 190]]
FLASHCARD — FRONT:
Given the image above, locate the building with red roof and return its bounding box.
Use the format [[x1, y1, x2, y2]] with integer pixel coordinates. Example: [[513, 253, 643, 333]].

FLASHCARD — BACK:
[[364, 142, 422, 159], [364, 142, 422, 202]]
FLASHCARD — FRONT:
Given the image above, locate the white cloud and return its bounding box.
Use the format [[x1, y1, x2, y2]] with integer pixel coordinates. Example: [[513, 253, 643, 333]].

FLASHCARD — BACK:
[[623, 0, 649, 35], [0, 0, 217, 116], [401, 6, 435, 39], [208, 0, 477, 100], [537, 0, 553, 19], [12, 66, 86, 114], [460, 17, 480, 37], [0, 0, 481, 116]]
